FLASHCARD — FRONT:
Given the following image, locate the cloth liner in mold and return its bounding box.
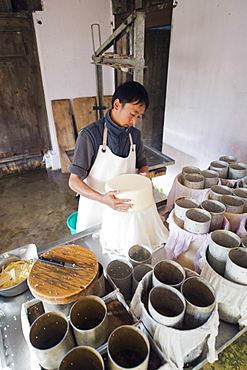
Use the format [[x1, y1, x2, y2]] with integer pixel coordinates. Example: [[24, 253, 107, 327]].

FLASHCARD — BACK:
[[218, 175, 247, 188], [164, 174, 212, 216], [130, 271, 219, 370], [100, 201, 169, 258], [165, 210, 230, 273], [236, 215, 247, 237], [199, 252, 247, 328]]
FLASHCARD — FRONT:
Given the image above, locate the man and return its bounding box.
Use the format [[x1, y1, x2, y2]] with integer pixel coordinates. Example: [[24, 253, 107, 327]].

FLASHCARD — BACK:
[[69, 80, 149, 232]]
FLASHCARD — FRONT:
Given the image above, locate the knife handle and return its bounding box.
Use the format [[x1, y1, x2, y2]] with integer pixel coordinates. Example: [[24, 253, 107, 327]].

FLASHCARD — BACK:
[[39, 256, 65, 267]]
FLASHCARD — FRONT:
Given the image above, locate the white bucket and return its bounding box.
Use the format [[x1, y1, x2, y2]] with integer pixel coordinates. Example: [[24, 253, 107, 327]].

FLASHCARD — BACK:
[[184, 208, 211, 234], [209, 160, 229, 179], [228, 162, 247, 179], [233, 187, 247, 213], [181, 166, 201, 184], [201, 169, 219, 188], [209, 184, 232, 201], [224, 247, 247, 285], [208, 229, 241, 276], [220, 194, 245, 214], [174, 196, 200, 228]]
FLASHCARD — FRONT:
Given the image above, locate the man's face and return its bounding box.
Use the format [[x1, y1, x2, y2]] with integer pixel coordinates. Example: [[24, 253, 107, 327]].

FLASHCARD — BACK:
[[111, 99, 146, 128]]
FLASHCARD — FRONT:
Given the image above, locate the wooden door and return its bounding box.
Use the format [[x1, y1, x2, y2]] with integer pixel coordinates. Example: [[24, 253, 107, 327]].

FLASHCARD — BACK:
[[0, 11, 51, 175]]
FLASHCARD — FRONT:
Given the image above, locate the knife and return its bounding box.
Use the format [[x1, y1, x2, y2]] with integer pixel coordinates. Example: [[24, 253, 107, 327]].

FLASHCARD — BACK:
[[39, 256, 84, 270]]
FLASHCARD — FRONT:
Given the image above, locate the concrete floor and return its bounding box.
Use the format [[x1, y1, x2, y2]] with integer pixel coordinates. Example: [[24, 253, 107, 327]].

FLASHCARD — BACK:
[[0, 169, 78, 255]]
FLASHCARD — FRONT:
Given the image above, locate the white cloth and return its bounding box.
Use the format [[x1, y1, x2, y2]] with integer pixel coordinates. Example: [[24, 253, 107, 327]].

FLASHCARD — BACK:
[[218, 175, 247, 188], [164, 174, 211, 216], [76, 127, 136, 232], [200, 253, 247, 327], [130, 271, 219, 370], [165, 210, 231, 273], [100, 201, 169, 258], [236, 215, 247, 237]]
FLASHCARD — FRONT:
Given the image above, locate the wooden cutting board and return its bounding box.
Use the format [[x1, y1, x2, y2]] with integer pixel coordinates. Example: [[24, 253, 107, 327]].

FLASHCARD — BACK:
[[27, 245, 98, 304]]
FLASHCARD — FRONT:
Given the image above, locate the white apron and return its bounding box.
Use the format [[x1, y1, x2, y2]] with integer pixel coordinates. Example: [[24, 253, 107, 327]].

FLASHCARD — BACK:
[[76, 125, 136, 232]]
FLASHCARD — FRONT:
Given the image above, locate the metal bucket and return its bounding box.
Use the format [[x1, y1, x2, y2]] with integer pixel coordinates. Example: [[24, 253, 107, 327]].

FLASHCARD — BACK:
[[42, 301, 75, 316], [242, 234, 247, 248], [181, 277, 216, 329], [128, 245, 152, 268], [107, 325, 150, 370], [29, 311, 75, 370], [69, 295, 108, 348], [132, 264, 153, 295], [209, 160, 229, 179], [209, 184, 232, 201], [184, 173, 205, 189], [232, 187, 247, 213], [174, 197, 200, 228], [184, 208, 211, 234], [208, 230, 241, 276], [228, 162, 247, 179], [59, 346, 105, 370], [219, 155, 237, 164], [152, 260, 186, 289], [220, 194, 244, 214], [200, 169, 219, 188], [181, 166, 201, 184], [106, 259, 133, 301], [148, 285, 186, 328], [87, 262, 105, 297], [224, 247, 247, 285], [201, 199, 226, 231]]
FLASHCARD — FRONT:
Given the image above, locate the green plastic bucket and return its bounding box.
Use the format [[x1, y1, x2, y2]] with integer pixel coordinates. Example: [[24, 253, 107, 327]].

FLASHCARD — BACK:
[[67, 211, 78, 235]]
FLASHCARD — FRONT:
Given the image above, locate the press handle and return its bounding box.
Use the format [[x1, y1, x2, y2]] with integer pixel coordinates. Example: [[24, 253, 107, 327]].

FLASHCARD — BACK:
[[39, 256, 65, 267]]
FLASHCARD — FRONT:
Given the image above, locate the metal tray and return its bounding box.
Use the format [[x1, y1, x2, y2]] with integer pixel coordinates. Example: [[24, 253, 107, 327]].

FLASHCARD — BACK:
[[0, 228, 246, 370]]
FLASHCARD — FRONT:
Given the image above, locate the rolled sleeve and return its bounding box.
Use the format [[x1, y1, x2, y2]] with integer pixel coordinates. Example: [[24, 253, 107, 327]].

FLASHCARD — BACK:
[[68, 131, 94, 179]]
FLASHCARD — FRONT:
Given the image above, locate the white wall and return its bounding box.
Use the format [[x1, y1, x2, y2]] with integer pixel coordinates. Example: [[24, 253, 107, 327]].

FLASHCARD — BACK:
[[33, 0, 114, 168], [160, 0, 247, 195]]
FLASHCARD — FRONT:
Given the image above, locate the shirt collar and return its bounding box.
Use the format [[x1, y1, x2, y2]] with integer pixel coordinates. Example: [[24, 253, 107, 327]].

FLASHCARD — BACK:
[[105, 110, 130, 135]]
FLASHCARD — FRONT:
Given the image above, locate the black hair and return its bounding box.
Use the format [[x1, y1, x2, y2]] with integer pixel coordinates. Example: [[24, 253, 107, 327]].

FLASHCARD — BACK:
[[112, 81, 149, 109]]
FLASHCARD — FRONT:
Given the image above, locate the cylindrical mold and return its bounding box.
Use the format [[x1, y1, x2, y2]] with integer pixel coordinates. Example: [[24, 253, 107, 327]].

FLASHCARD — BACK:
[[209, 160, 229, 179], [42, 301, 74, 316], [220, 194, 244, 214], [153, 260, 186, 289], [219, 155, 237, 164], [224, 247, 247, 285], [242, 234, 247, 248], [181, 277, 216, 329], [243, 178, 247, 188], [184, 208, 211, 234], [148, 285, 186, 328], [107, 325, 150, 370], [29, 311, 75, 370], [184, 173, 205, 189], [201, 199, 226, 231], [228, 162, 247, 179], [106, 259, 133, 301], [208, 230, 241, 275], [87, 262, 105, 297], [200, 169, 219, 188], [69, 295, 108, 348], [209, 184, 232, 201], [59, 346, 105, 370], [132, 264, 153, 294], [128, 245, 152, 268], [174, 197, 200, 228], [181, 166, 201, 184], [232, 188, 247, 213]]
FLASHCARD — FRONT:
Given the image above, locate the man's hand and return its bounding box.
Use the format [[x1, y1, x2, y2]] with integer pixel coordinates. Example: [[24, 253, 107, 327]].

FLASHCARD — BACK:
[[102, 191, 133, 211]]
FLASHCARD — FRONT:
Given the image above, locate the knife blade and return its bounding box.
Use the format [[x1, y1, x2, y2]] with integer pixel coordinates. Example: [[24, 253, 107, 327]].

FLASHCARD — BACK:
[[39, 256, 84, 270]]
